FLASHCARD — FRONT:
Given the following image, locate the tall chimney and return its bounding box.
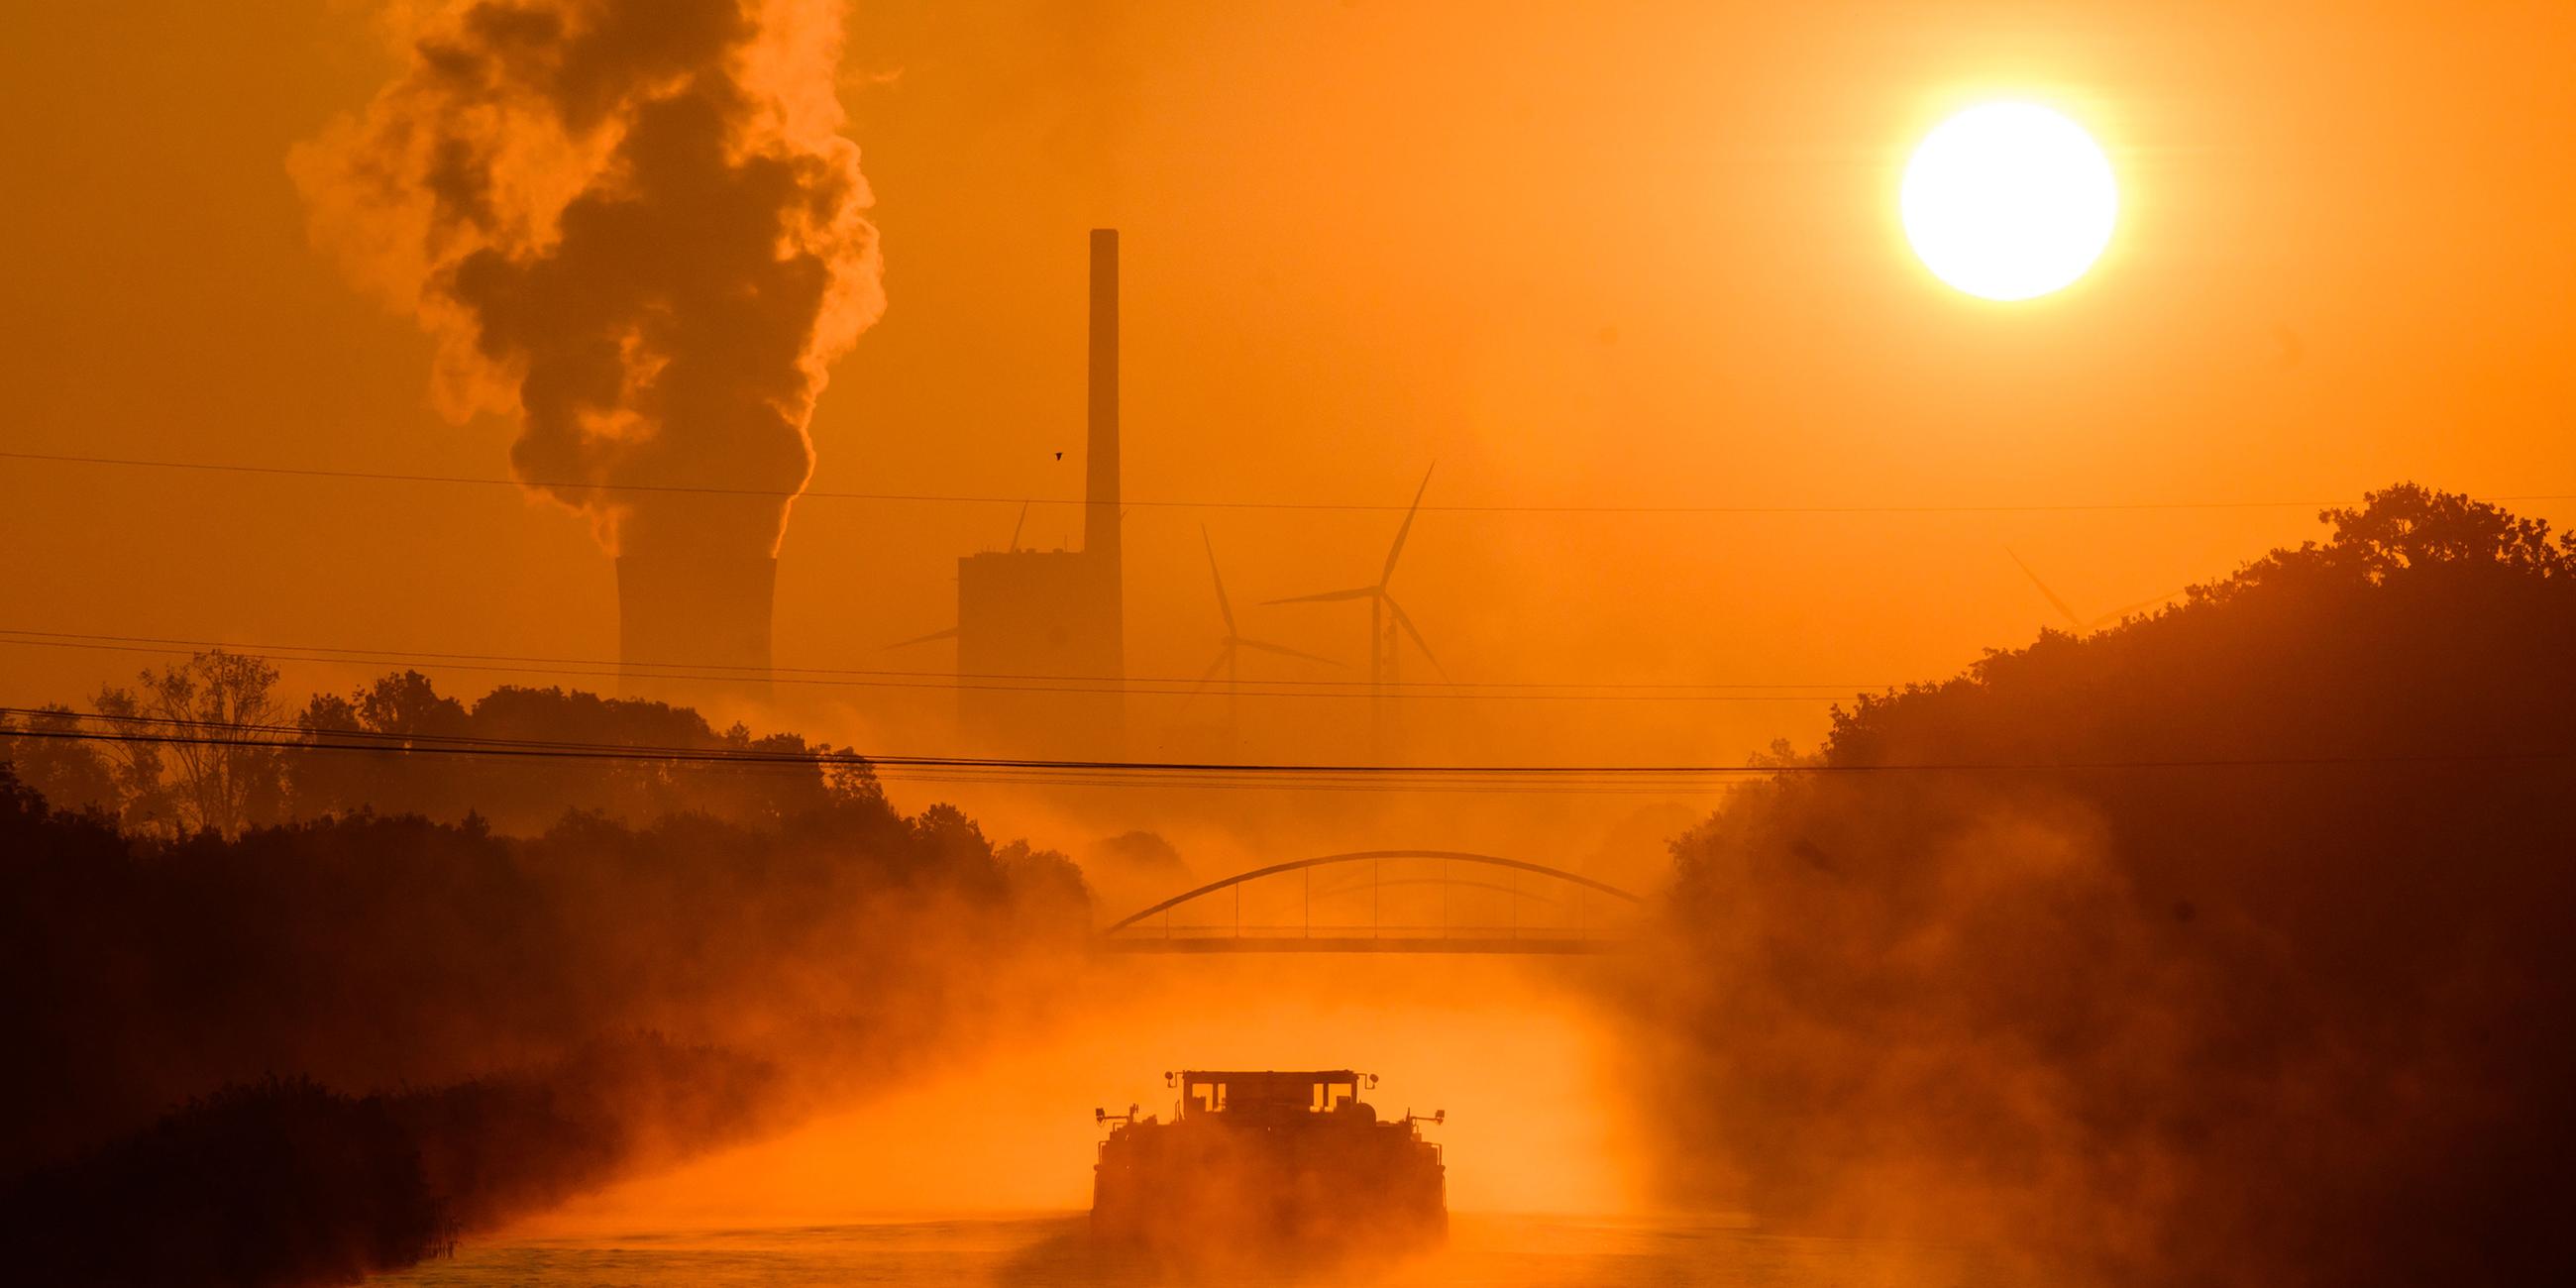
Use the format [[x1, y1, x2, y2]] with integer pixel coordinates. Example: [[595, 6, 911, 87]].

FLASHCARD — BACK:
[[1085, 228, 1124, 671]]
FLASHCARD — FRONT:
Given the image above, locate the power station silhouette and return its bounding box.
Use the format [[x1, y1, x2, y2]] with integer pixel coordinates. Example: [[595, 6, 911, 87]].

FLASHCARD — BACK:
[[890, 230, 1130, 756], [619, 228, 1460, 763], [957, 230, 1127, 755]]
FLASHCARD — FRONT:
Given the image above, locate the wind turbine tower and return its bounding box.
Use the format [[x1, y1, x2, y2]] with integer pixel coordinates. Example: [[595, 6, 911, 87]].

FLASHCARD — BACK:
[[1267, 468, 1446, 757], [1193, 526, 1335, 754]]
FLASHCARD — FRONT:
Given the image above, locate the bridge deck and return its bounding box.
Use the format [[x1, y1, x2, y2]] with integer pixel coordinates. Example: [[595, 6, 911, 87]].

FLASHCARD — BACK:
[[1100, 935, 1631, 954], [1098, 851, 1647, 955]]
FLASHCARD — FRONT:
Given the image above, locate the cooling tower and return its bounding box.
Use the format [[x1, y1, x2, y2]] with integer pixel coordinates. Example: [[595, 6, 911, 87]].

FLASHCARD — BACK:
[[614, 496, 779, 699]]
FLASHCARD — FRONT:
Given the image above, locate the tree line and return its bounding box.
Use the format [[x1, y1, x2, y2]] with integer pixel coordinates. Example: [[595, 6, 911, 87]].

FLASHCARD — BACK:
[[1, 661, 878, 837], [0, 678, 1090, 1286], [1640, 484, 2576, 1288]]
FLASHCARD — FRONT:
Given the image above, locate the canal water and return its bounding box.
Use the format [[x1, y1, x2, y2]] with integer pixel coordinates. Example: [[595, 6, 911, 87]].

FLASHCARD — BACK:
[[374, 1212, 2029, 1287]]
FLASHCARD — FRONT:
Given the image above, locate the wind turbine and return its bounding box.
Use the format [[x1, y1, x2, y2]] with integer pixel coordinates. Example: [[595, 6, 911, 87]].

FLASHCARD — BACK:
[[1191, 526, 1336, 753], [1266, 467, 1447, 756], [884, 623, 957, 650], [2006, 548, 2186, 633]]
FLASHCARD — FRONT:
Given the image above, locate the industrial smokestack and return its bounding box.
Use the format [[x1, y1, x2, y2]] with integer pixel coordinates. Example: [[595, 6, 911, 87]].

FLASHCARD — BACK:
[[953, 231, 1126, 756], [1086, 229, 1124, 672]]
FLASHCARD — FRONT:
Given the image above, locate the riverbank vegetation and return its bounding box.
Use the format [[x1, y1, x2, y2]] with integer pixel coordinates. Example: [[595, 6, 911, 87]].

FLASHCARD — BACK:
[[1644, 485, 2576, 1287], [0, 691, 1088, 1286]]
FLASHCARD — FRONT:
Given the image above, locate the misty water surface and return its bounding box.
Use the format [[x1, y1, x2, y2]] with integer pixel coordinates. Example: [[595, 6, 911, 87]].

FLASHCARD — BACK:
[[375, 1213, 2027, 1287]]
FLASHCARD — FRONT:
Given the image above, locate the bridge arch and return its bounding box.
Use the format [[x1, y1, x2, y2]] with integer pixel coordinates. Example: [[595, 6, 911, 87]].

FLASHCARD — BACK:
[[1101, 849, 1644, 954]]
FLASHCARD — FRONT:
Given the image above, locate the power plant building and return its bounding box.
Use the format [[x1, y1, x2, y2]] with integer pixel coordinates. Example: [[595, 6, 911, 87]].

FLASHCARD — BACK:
[[953, 229, 1127, 756]]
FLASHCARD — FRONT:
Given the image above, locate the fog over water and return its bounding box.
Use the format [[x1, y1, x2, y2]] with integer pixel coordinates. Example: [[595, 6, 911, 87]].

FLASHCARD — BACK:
[[376, 954, 2024, 1284], [504, 954, 1646, 1224], [376, 1214, 2026, 1288]]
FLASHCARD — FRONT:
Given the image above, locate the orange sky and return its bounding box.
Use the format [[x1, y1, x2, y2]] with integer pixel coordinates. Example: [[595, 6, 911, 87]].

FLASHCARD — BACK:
[[4, 1, 2572, 851]]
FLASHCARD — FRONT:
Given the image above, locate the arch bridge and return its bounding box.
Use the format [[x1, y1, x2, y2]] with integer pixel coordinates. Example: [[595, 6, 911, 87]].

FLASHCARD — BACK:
[[1099, 850, 1644, 954]]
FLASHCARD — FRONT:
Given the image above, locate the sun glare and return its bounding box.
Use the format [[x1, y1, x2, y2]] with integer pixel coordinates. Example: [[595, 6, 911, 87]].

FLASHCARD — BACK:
[[1900, 101, 2117, 302]]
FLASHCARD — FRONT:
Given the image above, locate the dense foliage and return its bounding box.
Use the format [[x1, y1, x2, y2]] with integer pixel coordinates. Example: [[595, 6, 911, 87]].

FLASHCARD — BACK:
[[0, 670, 881, 836], [1652, 485, 2576, 1287], [0, 697, 1087, 1287]]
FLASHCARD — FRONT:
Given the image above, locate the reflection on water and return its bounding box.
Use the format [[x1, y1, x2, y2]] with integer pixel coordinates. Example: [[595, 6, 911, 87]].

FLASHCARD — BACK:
[[375, 1213, 2026, 1287]]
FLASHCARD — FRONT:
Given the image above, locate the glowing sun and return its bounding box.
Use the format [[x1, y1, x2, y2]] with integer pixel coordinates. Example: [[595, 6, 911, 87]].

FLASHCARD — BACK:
[[1900, 102, 2117, 301]]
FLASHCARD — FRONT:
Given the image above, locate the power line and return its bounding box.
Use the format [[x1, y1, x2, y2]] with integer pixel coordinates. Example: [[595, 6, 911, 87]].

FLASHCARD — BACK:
[[8, 709, 2568, 786], [14, 448, 2566, 517], [3, 704, 1746, 776], [0, 735, 1694, 798], [0, 628, 1884, 702], [0, 721, 1734, 796]]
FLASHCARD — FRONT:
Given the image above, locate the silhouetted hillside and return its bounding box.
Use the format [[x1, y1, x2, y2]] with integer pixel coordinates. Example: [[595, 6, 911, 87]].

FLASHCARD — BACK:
[[2, 1036, 774, 1288], [1642, 485, 2576, 1287], [0, 742, 1088, 1285]]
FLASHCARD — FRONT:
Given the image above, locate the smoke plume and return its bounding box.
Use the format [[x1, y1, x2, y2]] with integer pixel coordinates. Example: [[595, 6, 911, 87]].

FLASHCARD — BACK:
[[292, 0, 884, 557]]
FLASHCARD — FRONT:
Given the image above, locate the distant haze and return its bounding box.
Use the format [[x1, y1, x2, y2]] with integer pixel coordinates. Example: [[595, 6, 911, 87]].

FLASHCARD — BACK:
[[3, 0, 2571, 844]]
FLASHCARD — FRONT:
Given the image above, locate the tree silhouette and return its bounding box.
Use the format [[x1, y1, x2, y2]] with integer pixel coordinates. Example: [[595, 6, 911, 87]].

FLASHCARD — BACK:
[[0, 704, 117, 815], [130, 650, 285, 836], [88, 684, 171, 832], [0, 755, 1085, 1282], [1652, 484, 2576, 1288]]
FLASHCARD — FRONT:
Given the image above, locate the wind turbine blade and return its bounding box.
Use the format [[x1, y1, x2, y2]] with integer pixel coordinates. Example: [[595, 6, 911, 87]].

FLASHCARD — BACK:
[[1187, 647, 1232, 698], [1201, 525, 1237, 636], [883, 626, 959, 650], [1384, 598, 1450, 682], [1379, 465, 1436, 588], [1264, 587, 1376, 605], [2005, 548, 2087, 631], [2091, 588, 2188, 629], [1234, 639, 1343, 667]]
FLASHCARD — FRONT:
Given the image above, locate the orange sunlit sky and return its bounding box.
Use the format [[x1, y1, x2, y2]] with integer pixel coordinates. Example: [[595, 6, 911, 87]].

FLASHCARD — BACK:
[[5, 0, 2572, 812], [9, 6, 2576, 1277]]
